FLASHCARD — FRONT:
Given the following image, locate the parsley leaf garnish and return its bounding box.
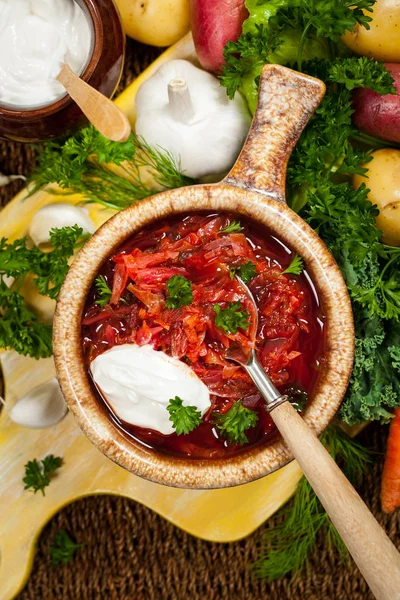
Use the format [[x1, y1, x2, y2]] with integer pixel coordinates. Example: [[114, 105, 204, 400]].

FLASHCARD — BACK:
[[166, 275, 193, 309], [213, 400, 258, 445], [282, 255, 304, 276], [219, 221, 244, 234], [229, 261, 257, 283], [167, 396, 202, 435], [95, 275, 112, 308], [213, 301, 250, 334], [23, 455, 63, 496], [49, 530, 86, 566]]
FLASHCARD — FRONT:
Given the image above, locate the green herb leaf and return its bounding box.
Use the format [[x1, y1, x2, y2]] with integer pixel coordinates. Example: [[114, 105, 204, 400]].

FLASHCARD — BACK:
[[0, 280, 53, 359], [213, 301, 250, 334], [95, 275, 112, 308], [254, 426, 371, 580], [220, 0, 379, 108], [328, 57, 396, 94], [229, 261, 257, 283], [167, 396, 202, 435], [34, 226, 88, 300], [213, 400, 258, 445], [340, 316, 400, 424], [49, 530, 86, 566], [282, 254, 304, 276], [221, 0, 400, 426], [0, 227, 86, 359], [23, 455, 63, 496], [30, 127, 194, 211], [219, 221, 244, 234], [165, 275, 193, 309]]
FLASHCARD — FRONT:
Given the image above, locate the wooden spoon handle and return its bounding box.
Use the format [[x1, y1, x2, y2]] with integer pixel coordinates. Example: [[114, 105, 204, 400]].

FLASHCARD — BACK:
[[224, 64, 325, 203], [271, 401, 400, 600], [57, 64, 131, 143]]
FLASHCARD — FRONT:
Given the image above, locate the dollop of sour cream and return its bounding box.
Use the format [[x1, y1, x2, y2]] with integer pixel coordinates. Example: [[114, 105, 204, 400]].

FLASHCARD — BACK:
[[90, 344, 211, 436], [0, 0, 91, 107]]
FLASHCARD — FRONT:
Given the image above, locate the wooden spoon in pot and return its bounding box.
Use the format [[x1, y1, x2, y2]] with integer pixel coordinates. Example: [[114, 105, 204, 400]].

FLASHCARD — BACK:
[[227, 276, 400, 600], [57, 63, 131, 142]]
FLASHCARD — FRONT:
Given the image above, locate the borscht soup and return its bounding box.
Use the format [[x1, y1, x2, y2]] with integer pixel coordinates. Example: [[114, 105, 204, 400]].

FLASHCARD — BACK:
[[81, 213, 326, 459]]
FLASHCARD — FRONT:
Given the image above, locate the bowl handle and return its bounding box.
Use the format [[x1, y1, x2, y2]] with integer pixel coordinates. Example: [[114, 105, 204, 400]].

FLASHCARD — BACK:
[[224, 64, 326, 204]]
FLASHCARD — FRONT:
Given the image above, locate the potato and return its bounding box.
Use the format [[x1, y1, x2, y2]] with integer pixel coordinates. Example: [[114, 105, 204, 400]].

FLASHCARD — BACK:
[[115, 0, 190, 47], [190, 0, 248, 72], [342, 0, 400, 62], [352, 63, 400, 143], [353, 149, 400, 246]]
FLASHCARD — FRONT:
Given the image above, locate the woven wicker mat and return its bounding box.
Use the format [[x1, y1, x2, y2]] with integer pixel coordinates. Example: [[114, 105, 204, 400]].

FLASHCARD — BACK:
[[1, 39, 399, 600]]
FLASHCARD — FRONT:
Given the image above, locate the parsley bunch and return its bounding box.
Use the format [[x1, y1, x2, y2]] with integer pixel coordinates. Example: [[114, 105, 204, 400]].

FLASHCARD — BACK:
[[0, 226, 86, 359], [221, 0, 376, 109], [30, 127, 194, 211], [221, 0, 400, 425]]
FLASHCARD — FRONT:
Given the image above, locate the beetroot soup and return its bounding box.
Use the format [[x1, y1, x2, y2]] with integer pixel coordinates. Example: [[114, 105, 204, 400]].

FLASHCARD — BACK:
[[81, 213, 326, 459]]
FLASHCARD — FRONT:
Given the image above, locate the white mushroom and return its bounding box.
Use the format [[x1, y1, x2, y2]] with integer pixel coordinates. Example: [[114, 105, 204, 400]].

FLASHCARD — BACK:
[[135, 59, 251, 180], [29, 202, 95, 246], [6, 378, 67, 429]]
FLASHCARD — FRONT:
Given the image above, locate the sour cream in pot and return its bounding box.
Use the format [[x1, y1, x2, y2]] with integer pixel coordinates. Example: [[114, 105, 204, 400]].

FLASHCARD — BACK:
[[0, 0, 92, 108], [90, 344, 211, 436]]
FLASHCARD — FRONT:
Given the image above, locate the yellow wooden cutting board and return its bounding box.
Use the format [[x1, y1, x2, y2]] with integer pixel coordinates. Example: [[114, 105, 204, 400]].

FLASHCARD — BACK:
[[0, 33, 303, 600]]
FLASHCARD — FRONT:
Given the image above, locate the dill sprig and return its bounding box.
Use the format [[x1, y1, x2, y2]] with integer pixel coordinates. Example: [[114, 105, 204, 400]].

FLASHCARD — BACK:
[[30, 126, 195, 211], [254, 426, 371, 580]]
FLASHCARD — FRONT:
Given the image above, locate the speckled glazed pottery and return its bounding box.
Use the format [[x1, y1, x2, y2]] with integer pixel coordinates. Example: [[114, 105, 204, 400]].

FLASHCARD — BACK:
[[53, 65, 355, 489], [0, 0, 125, 142]]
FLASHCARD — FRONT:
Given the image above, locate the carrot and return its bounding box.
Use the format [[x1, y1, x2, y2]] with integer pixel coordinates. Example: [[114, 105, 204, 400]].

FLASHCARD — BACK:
[[381, 408, 400, 513]]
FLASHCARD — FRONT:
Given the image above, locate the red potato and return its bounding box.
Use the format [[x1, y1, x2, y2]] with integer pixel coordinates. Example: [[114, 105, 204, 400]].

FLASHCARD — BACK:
[[352, 63, 400, 143], [190, 0, 248, 72]]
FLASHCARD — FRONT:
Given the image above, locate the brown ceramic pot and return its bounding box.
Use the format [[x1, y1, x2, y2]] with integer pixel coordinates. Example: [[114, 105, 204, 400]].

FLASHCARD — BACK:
[[0, 0, 125, 142], [53, 65, 355, 489]]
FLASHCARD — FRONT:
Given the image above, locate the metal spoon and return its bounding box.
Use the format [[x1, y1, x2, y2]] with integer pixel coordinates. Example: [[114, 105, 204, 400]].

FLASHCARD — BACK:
[[225, 277, 288, 413], [227, 276, 400, 600]]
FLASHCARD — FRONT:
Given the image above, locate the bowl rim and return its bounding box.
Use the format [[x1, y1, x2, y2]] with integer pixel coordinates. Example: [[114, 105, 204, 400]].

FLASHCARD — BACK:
[[0, 0, 103, 117], [53, 183, 355, 489]]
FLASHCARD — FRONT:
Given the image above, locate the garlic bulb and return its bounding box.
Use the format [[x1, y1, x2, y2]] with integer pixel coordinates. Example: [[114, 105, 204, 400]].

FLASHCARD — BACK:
[[1, 274, 15, 288], [29, 203, 95, 246], [0, 172, 25, 187], [135, 59, 251, 180], [8, 378, 67, 429]]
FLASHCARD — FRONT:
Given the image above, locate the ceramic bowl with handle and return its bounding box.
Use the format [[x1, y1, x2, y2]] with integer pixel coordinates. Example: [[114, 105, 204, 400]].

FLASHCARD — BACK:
[[53, 64, 354, 489], [0, 0, 125, 143]]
